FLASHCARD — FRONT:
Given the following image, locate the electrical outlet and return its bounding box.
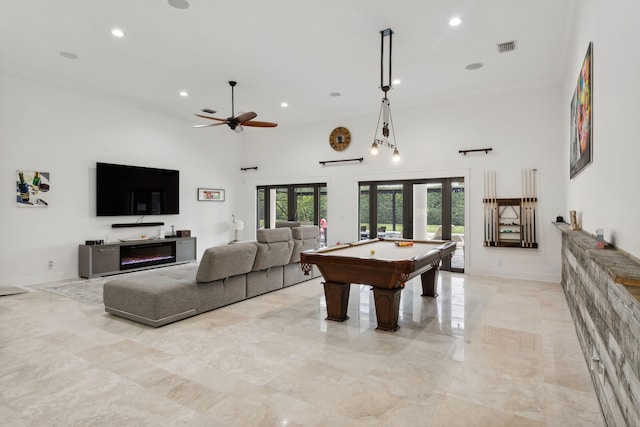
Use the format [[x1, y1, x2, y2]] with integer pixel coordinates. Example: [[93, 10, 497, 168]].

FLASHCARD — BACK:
[[48, 260, 54, 269]]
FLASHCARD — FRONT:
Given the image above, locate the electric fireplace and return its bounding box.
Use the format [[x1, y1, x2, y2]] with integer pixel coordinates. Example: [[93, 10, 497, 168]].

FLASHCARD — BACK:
[[120, 241, 176, 270]]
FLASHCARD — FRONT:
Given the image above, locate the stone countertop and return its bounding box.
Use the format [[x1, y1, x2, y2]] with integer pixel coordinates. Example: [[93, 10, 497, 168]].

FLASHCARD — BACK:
[[554, 221, 640, 302]]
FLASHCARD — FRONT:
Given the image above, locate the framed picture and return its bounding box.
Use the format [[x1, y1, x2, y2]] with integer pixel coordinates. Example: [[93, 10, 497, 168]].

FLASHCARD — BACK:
[[198, 188, 225, 201], [16, 170, 50, 207], [570, 42, 592, 179]]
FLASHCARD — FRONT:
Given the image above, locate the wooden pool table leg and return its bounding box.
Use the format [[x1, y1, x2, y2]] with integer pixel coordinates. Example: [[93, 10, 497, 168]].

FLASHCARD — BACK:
[[372, 287, 402, 332], [323, 281, 350, 322], [420, 262, 441, 297]]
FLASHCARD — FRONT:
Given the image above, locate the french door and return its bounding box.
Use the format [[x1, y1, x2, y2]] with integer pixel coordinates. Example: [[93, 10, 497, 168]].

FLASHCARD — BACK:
[[359, 178, 464, 273], [257, 183, 328, 244]]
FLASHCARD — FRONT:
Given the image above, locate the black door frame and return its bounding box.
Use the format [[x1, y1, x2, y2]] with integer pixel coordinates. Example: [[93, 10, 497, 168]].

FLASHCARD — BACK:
[[257, 183, 326, 228], [359, 178, 464, 273]]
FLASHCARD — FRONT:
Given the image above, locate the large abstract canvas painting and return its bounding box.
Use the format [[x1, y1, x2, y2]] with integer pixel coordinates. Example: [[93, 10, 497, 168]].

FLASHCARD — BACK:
[[570, 42, 592, 179]]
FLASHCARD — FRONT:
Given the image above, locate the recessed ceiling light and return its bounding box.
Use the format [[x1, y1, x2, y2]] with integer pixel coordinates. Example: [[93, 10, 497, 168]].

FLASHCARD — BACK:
[[329, 92, 341, 97], [392, 79, 401, 85], [465, 63, 483, 70], [449, 17, 462, 27], [281, 102, 288, 108], [168, 0, 190, 9], [179, 91, 188, 97], [111, 28, 125, 38], [59, 51, 78, 59]]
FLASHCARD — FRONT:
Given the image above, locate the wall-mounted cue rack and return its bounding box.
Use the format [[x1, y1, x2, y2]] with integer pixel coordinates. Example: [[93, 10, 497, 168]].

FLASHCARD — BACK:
[[483, 169, 538, 248]]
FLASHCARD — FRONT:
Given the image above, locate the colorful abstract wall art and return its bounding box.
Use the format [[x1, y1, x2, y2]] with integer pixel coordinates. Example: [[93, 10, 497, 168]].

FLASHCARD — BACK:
[[570, 42, 592, 179], [16, 170, 50, 207]]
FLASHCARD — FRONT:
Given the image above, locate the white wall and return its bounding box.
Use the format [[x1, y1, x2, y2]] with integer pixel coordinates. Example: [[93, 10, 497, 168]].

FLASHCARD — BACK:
[[563, 0, 640, 256], [238, 85, 566, 282], [0, 74, 243, 286]]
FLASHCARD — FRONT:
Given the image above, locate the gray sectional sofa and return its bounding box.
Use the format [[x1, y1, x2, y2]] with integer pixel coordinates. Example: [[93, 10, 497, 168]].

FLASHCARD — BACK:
[[103, 226, 320, 327]]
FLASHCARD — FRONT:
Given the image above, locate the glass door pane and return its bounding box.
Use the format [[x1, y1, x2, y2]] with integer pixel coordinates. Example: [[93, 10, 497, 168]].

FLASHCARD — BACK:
[[376, 184, 403, 239], [319, 185, 328, 246], [413, 180, 464, 273], [450, 180, 465, 271], [426, 183, 443, 240], [274, 187, 289, 226], [294, 186, 314, 225], [359, 184, 370, 240], [412, 184, 427, 239], [257, 188, 266, 229]]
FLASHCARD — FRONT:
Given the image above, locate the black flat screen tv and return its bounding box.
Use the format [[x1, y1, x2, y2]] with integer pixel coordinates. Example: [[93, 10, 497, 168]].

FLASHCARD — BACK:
[[96, 162, 179, 216]]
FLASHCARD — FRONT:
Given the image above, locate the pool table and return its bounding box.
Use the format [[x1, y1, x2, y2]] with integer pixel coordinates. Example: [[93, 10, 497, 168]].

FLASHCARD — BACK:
[[300, 238, 456, 332]]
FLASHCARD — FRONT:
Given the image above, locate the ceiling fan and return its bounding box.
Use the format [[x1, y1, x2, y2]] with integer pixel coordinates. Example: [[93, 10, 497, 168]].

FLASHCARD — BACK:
[[193, 81, 277, 133]]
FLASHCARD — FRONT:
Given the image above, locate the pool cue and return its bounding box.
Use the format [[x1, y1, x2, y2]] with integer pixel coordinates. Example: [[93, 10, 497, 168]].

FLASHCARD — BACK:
[[526, 168, 532, 247], [532, 169, 537, 247], [525, 168, 530, 247], [524, 168, 530, 247], [531, 168, 535, 247], [523, 169, 527, 247], [489, 171, 495, 246], [484, 172, 488, 245], [488, 171, 491, 245], [528, 168, 534, 247], [492, 171, 497, 245], [490, 171, 494, 245], [520, 169, 525, 247], [486, 171, 490, 245]]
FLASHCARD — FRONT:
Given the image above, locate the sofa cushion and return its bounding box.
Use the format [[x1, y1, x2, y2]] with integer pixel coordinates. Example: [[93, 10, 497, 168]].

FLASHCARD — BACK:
[[195, 280, 225, 313], [256, 227, 292, 243], [223, 275, 247, 305], [196, 242, 257, 283], [289, 239, 302, 263], [291, 226, 317, 240], [247, 266, 283, 298], [253, 228, 294, 270], [290, 226, 319, 263]]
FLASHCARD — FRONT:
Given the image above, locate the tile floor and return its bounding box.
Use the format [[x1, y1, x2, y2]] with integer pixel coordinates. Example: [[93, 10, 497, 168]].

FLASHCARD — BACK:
[[0, 272, 604, 426]]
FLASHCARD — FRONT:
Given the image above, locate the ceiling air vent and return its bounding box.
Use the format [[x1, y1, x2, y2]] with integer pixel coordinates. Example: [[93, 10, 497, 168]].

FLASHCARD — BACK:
[[497, 40, 517, 53]]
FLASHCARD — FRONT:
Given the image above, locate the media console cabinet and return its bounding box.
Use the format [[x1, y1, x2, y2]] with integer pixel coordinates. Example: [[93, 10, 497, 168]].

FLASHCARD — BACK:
[[79, 237, 196, 278]]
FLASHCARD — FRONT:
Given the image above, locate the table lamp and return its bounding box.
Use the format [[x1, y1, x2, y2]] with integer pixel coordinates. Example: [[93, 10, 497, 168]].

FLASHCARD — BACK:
[[232, 215, 244, 242]]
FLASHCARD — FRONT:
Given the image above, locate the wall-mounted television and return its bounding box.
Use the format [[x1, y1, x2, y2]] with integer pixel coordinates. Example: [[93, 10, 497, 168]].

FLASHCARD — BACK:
[[96, 162, 179, 216]]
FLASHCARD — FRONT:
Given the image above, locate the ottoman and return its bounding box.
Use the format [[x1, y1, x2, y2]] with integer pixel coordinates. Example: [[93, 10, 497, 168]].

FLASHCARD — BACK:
[[104, 274, 199, 327]]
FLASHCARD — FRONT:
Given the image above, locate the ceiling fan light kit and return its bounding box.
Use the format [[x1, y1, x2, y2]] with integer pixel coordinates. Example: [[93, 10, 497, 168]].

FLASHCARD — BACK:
[[193, 81, 277, 132], [370, 28, 401, 163]]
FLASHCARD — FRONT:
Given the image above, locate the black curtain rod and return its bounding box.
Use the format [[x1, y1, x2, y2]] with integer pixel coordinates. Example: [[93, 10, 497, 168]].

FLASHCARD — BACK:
[[459, 148, 493, 155], [319, 158, 364, 166]]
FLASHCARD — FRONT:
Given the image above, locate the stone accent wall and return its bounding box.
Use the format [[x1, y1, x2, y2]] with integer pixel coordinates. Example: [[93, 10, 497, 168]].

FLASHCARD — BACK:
[[557, 223, 640, 426]]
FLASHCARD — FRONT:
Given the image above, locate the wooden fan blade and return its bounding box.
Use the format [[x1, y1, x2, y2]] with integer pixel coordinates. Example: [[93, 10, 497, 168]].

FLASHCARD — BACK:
[[235, 112, 257, 123], [194, 114, 228, 122], [193, 122, 226, 128], [242, 120, 278, 128]]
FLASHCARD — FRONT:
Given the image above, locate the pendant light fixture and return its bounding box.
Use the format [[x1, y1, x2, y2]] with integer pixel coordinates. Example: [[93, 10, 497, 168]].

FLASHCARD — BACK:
[[370, 28, 400, 163]]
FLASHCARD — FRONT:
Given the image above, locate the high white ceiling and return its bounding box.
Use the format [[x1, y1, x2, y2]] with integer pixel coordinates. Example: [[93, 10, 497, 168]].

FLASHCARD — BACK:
[[0, 0, 578, 129]]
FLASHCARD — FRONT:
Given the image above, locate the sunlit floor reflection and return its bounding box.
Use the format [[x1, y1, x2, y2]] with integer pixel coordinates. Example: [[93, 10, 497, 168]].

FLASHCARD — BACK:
[[326, 272, 471, 337]]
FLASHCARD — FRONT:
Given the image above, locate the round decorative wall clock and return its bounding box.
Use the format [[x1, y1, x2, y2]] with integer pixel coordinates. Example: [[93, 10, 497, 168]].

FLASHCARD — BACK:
[[329, 127, 351, 151]]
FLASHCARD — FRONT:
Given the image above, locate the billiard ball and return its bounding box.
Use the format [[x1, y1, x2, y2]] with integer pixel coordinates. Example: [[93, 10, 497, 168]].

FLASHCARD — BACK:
[[370, 249, 375, 255]]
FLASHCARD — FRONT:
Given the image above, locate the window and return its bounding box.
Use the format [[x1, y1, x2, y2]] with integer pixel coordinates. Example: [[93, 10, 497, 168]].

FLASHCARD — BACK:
[[256, 183, 328, 244]]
